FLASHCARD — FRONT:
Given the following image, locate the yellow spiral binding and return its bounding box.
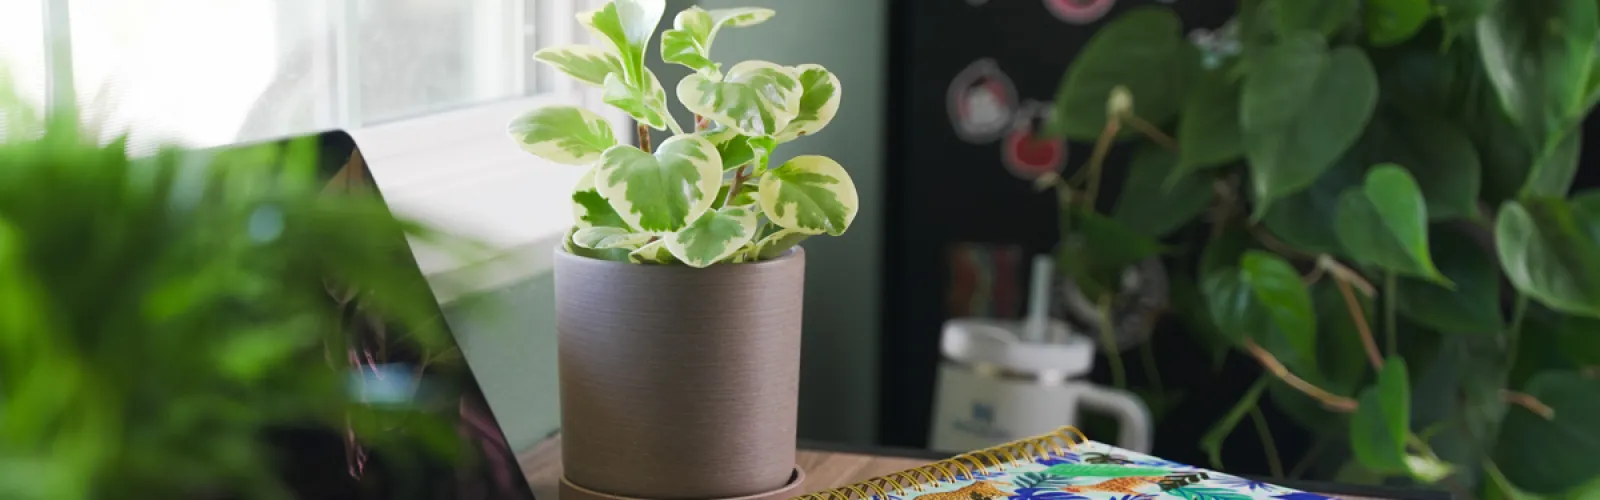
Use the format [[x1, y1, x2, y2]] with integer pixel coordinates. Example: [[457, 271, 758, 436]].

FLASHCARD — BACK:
[[791, 426, 1087, 500]]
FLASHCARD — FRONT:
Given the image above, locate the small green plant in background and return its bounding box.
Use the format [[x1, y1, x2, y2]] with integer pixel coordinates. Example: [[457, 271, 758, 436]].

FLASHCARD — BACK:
[[1045, 0, 1600, 497], [508, 0, 859, 268]]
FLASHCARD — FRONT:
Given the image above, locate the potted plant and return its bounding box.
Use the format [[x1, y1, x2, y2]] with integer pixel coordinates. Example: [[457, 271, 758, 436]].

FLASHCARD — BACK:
[[506, 1, 857, 499], [1042, 1, 1600, 498], [0, 101, 505, 498]]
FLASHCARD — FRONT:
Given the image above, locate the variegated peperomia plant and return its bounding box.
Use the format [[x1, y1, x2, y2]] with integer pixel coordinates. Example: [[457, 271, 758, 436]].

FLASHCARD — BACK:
[[508, 0, 857, 268]]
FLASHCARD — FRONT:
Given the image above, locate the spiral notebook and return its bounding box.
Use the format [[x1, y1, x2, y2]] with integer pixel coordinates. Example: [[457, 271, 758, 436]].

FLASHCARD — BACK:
[[795, 427, 1336, 500]]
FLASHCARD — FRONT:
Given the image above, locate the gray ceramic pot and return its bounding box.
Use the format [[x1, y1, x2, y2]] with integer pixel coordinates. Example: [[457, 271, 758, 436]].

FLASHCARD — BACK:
[[553, 247, 805, 499]]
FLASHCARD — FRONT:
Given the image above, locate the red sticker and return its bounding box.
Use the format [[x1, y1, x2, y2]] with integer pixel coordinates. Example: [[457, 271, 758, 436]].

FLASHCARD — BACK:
[[1002, 101, 1068, 181], [1044, 0, 1117, 24], [947, 58, 1018, 144]]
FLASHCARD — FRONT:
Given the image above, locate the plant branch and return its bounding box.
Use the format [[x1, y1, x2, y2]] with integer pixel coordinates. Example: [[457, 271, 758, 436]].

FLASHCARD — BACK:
[[1244, 340, 1359, 412], [1289, 438, 1328, 479], [725, 165, 751, 208], [1082, 119, 1121, 209], [1124, 114, 1176, 150], [1502, 390, 1555, 420], [1096, 294, 1128, 390], [1249, 406, 1284, 478], [1384, 271, 1398, 356], [1301, 266, 1325, 286], [638, 124, 653, 153], [1334, 276, 1384, 370], [1318, 255, 1377, 297], [1507, 294, 1529, 364], [1250, 226, 1317, 261]]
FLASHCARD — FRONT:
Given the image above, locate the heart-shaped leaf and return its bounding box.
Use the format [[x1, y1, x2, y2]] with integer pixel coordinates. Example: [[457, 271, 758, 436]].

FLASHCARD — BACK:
[[1065, 207, 1168, 300], [571, 168, 629, 229], [665, 206, 759, 267], [754, 226, 809, 260], [1048, 6, 1200, 141], [1365, 0, 1433, 46], [1496, 196, 1600, 317], [507, 106, 617, 165], [604, 70, 672, 131], [1202, 271, 1261, 348], [1259, 147, 1367, 256], [775, 64, 842, 142], [660, 6, 775, 76], [1241, 250, 1318, 373], [1242, 34, 1378, 214], [595, 134, 722, 233], [1175, 68, 1243, 173], [1396, 226, 1503, 334], [678, 61, 802, 137], [1522, 126, 1583, 198], [572, 226, 652, 250], [1477, 0, 1599, 150], [628, 240, 678, 264], [758, 155, 858, 236], [711, 182, 758, 209], [712, 133, 755, 171], [1493, 372, 1600, 494], [1350, 357, 1411, 474], [1112, 146, 1213, 238], [533, 45, 624, 87], [1270, 0, 1360, 36], [579, 0, 666, 87], [1335, 164, 1446, 283], [1363, 110, 1482, 221]]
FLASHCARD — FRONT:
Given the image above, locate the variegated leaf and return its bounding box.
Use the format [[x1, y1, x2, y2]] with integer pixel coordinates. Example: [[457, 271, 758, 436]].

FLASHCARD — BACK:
[[604, 71, 672, 131], [572, 227, 653, 250], [577, 0, 665, 87], [712, 183, 759, 209], [570, 168, 629, 229], [507, 106, 617, 165], [755, 227, 810, 260], [595, 135, 723, 233], [666, 206, 760, 267], [661, 6, 776, 75], [564, 227, 632, 262], [677, 61, 802, 137], [775, 64, 841, 142], [533, 45, 623, 87], [758, 155, 859, 236], [629, 240, 679, 264]]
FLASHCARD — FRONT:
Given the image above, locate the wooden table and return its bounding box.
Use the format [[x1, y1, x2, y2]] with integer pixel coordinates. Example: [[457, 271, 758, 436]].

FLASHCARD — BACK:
[[518, 436, 1442, 500]]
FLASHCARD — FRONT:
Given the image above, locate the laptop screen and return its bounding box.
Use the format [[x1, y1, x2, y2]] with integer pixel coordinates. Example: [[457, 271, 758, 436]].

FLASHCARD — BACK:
[[259, 131, 537, 500]]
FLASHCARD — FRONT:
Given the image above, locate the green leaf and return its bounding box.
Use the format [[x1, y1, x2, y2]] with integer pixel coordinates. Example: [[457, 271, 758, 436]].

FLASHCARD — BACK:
[[1364, 110, 1483, 221], [1410, 335, 1508, 487], [533, 45, 624, 87], [1436, 0, 1498, 41], [1312, 280, 1374, 395], [1111, 146, 1213, 238], [1259, 149, 1366, 256], [1201, 226, 1255, 277], [710, 183, 758, 210], [579, 0, 666, 88], [1048, 7, 1200, 141], [1242, 34, 1379, 213], [1042, 464, 1176, 478], [1396, 227, 1502, 334], [754, 227, 809, 260], [506, 105, 617, 165], [1202, 271, 1258, 347], [757, 155, 859, 236], [1065, 208, 1168, 299], [665, 206, 759, 267], [1476, 0, 1600, 150], [746, 136, 777, 173], [570, 168, 629, 229], [1200, 378, 1269, 470], [1554, 315, 1600, 367], [711, 133, 755, 171], [595, 135, 722, 233], [775, 64, 842, 142], [1175, 68, 1244, 172], [1350, 357, 1411, 474], [1271, 0, 1360, 36], [1365, 0, 1433, 46], [660, 6, 775, 75], [1241, 250, 1318, 373], [628, 239, 678, 264], [603, 70, 672, 131], [572, 226, 652, 250], [564, 227, 632, 262], [677, 61, 803, 137], [1336, 165, 1446, 283], [1494, 372, 1600, 494], [1496, 197, 1600, 317], [1522, 126, 1583, 198]]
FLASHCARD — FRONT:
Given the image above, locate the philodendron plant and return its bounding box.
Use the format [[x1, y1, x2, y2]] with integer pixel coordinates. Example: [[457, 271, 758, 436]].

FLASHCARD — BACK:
[[508, 0, 857, 268]]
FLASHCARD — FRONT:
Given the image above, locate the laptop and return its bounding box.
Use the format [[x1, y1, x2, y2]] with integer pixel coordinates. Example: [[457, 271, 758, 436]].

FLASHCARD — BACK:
[[247, 131, 539, 500]]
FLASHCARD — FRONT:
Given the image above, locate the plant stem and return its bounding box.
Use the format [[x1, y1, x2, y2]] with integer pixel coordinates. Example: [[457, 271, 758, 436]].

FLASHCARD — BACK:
[[1201, 377, 1270, 470], [638, 124, 653, 153], [1501, 390, 1555, 419], [1244, 340, 1359, 412], [1124, 114, 1177, 150], [1082, 120, 1121, 210], [1249, 406, 1284, 478], [725, 165, 751, 208], [1507, 294, 1529, 364], [1140, 336, 1164, 395], [1334, 277, 1384, 370], [1096, 294, 1128, 390], [1289, 438, 1328, 479], [1384, 271, 1397, 357]]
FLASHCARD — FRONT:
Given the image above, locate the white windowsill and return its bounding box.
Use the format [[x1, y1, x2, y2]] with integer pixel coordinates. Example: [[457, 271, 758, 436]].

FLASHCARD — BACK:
[[348, 92, 625, 303]]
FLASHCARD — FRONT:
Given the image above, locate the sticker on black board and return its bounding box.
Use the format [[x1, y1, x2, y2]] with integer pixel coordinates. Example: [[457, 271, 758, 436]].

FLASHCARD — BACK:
[[1001, 101, 1068, 181], [947, 243, 1024, 319], [1044, 0, 1117, 24], [947, 58, 1018, 144]]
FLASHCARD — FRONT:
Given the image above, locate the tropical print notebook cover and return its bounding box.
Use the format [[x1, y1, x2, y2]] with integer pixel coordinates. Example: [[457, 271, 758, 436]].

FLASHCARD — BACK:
[[794, 429, 1337, 500]]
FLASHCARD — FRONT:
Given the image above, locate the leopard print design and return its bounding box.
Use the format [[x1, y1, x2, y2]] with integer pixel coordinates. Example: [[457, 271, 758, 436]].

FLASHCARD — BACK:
[[911, 480, 1012, 500], [1058, 476, 1167, 495]]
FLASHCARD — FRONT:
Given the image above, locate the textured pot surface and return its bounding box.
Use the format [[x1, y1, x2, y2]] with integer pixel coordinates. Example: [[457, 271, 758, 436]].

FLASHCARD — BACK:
[[554, 248, 805, 499]]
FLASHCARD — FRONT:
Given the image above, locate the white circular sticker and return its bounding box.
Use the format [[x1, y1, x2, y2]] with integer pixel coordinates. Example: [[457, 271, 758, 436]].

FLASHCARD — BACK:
[[947, 58, 1019, 144], [1043, 0, 1117, 24]]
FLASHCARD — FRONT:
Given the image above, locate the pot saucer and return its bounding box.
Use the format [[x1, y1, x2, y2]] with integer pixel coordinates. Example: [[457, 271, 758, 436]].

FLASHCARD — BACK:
[[559, 466, 807, 500]]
